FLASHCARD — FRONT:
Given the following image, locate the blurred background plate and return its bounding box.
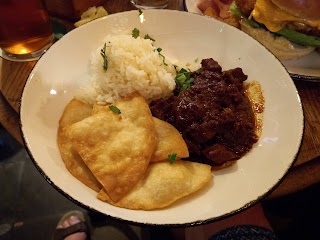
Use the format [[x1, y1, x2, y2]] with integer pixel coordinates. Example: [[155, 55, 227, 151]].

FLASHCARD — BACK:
[[20, 9, 303, 226], [184, 0, 320, 82]]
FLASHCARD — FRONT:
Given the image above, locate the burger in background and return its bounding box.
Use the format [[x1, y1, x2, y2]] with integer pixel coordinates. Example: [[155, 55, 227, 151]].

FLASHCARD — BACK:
[[198, 0, 320, 60]]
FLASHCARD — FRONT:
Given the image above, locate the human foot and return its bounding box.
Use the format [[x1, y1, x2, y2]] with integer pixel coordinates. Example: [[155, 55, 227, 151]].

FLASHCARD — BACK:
[[53, 211, 90, 240]]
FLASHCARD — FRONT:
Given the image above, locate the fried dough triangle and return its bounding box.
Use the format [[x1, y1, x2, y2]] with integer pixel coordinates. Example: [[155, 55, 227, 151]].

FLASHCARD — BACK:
[[97, 161, 212, 210], [152, 117, 189, 162], [93, 104, 189, 163], [57, 98, 101, 192], [69, 92, 157, 202]]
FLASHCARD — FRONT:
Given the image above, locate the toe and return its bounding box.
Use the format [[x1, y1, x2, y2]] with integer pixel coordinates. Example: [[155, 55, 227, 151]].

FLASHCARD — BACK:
[[68, 215, 81, 225], [57, 224, 63, 229], [55, 213, 88, 240], [62, 220, 70, 228]]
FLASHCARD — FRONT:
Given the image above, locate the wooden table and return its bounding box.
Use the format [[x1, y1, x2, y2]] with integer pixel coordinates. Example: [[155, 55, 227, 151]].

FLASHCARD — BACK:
[[1, 0, 320, 199]]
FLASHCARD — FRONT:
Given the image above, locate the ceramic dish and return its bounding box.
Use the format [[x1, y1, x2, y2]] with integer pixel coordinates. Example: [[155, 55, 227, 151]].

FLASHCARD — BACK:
[[184, 0, 320, 82], [20, 9, 303, 226]]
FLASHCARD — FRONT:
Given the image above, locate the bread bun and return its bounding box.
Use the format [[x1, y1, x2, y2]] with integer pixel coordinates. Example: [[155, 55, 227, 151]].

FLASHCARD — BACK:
[[271, 0, 320, 19], [240, 20, 315, 60]]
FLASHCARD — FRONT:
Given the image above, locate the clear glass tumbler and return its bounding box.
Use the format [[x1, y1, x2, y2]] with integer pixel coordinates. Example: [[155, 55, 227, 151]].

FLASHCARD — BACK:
[[0, 0, 54, 62], [130, 0, 169, 9]]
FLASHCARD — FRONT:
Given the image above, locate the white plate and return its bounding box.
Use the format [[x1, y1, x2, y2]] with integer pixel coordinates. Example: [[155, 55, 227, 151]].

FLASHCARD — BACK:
[[184, 0, 320, 82], [20, 9, 303, 226]]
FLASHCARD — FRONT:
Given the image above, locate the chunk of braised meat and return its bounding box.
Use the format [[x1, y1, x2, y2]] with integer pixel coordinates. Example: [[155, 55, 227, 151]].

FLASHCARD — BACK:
[[202, 144, 238, 165], [150, 58, 257, 166]]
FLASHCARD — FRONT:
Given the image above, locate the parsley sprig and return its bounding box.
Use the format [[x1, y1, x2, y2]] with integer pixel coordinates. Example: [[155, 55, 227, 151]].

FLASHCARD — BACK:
[[132, 28, 140, 38], [132, 28, 155, 41], [144, 34, 155, 41], [174, 68, 194, 95], [168, 153, 177, 164], [109, 105, 121, 114], [100, 43, 108, 72], [155, 48, 168, 66]]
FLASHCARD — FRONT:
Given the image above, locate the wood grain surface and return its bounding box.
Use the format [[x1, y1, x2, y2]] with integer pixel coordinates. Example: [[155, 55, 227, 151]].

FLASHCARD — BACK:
[[0, 0, 319, 199]]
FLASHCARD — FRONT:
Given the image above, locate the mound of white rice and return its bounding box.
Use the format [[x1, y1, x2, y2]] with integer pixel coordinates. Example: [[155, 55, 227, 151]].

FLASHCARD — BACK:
[[81, 34, 178, 104]]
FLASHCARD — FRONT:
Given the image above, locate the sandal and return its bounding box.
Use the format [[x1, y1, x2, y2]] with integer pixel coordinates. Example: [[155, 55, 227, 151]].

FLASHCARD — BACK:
[[53, 210, 91, 240]]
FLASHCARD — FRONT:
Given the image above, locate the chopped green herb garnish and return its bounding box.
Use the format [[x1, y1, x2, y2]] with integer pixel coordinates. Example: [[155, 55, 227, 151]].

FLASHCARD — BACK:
[[144, 34, 155, 41], [155, 48, 168, 66], [176, 74, 187, 85], [194, 58, 199, 63], [168, 153, 177, 164], [132, 28, 140, 38], [100, 43, 108, 72], [132, 28, 155, 41], [138, 9, 143, 15], [174, 68, 194, 95], [109, 105, 121, 114]]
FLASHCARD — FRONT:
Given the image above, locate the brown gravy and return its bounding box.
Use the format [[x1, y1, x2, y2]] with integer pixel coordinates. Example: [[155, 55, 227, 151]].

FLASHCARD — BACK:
[[150, 58, 259, 166]]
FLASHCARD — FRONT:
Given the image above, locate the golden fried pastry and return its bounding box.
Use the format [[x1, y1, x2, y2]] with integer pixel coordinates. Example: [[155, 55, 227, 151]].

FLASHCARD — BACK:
[[68, 92, 157, 202], [152, 117, 189, 162], [92, 103, 189, 162], [97, 161, 212, 210], [57, 98, 102, 192], [91, 102, 109, 115]]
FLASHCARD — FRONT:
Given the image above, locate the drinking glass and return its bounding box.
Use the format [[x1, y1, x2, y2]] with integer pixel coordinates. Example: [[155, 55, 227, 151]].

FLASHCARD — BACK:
[[130, 0, 169, 9], [0, 0, 54, 62]]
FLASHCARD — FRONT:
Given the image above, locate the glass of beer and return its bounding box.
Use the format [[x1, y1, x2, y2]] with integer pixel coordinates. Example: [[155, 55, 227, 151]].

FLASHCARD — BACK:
[[130, 0, 169, 9], [0, 0, 54, 62]]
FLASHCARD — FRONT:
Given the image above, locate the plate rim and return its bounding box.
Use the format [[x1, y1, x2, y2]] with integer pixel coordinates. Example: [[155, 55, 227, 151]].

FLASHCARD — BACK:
[[16, 124, 304, 226], [19, 9, 304, 226], [290, 73, 320, 82]]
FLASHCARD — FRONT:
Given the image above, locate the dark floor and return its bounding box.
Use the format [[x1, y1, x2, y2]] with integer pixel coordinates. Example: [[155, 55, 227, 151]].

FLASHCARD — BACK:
[[0, 124, 319, 240]]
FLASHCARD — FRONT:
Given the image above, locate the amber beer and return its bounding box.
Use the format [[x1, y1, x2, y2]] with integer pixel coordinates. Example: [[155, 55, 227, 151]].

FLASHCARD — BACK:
[[0, 0, 54, 60]]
